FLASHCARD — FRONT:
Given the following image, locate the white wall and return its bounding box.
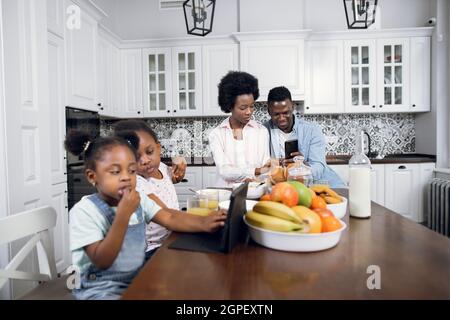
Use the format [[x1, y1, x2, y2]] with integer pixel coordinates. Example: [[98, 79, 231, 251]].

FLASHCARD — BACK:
[[239, 0, 305, 32], [93, 0, 238, 40], [416, 0, 448, 167], [93, 0, 434, 40]]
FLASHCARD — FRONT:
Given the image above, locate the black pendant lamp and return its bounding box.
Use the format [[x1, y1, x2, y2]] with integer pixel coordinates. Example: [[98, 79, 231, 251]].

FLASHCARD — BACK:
[[343, 0, 378, 29], [183, 0, 216, 36]]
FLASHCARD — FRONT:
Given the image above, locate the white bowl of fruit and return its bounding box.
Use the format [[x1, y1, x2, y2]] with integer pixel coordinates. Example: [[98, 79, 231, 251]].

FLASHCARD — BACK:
[[244, 182, 347, 252]]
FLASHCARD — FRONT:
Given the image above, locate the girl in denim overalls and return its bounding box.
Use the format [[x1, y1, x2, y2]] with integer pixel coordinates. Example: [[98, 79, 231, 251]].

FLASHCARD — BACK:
[[65, 130, 227, 300]]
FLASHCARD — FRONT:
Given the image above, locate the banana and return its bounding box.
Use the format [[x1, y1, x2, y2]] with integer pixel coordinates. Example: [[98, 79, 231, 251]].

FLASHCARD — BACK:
[[253, 201, 302, 223], [323, 195, 342, 204], [311, 184, 329, 193], [246, 211, 305, 232]]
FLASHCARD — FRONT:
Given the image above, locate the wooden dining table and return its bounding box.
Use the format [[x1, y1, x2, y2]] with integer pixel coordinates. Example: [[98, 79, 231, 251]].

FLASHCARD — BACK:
[[122, 190, 450, 300]]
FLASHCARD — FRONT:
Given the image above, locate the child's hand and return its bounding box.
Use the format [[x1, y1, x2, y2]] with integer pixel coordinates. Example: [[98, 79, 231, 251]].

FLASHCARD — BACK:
[[201, 209, 228, 233], [117, 188, 140, 220]]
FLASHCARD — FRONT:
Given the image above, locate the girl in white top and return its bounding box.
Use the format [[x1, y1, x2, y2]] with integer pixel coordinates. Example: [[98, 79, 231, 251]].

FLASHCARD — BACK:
[[208, 71, 271, 187], [114, 120, 190, 259]]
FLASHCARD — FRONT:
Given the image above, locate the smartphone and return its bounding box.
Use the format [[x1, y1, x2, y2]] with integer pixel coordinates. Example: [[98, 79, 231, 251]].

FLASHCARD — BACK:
[[284, 139, 299, 159]]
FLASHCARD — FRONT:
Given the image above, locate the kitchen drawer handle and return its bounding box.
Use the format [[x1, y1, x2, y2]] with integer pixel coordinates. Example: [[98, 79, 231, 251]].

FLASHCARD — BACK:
[[379, 105, 383, 108], [412, 104, 416, 108], [167, 110, 170, 113], [398, 165, 406, 170], [180, 179, 188, 183], [73, 178, 81, 182]]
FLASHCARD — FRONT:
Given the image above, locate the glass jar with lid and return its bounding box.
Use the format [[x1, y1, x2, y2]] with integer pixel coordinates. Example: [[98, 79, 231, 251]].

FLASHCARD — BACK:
[[287, 156, 313, 186]]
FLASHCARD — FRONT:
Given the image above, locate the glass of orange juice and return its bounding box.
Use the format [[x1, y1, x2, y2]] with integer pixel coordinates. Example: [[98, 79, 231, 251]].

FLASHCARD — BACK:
[[187, 193, 218, 216]]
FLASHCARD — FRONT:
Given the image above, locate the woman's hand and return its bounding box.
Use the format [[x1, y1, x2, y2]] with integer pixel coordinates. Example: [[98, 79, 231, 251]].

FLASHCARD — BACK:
[[255, 160, 272, 176], [201, 209, 228, 233], [171, 157, 187, 184], [116, 189, 140, 220]]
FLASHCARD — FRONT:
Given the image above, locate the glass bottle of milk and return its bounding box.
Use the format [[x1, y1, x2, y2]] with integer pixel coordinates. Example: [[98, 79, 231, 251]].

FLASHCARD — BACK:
[[349, 131, 371, 218]]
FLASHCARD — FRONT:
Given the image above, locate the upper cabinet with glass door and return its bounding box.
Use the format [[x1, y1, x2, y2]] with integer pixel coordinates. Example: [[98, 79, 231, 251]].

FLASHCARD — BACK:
[[172, 47, 203, 117], [377, 38, 410, 112], [142, 48, 172, 117], [344, 40, 376, 113], [142, 46, 202, 117]]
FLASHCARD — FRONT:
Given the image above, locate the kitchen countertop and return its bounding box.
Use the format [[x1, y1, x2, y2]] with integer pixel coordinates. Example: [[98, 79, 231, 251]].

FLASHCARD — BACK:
[[122, 189, 450, 299], [162, 154, 436, 167]]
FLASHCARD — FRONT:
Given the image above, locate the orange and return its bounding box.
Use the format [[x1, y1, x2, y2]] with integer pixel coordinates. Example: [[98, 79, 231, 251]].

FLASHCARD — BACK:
[[321, 216, 342, 233], [313, 208, 334, 219], [260, 194, 271, 201], [310, 196, 327, 210]]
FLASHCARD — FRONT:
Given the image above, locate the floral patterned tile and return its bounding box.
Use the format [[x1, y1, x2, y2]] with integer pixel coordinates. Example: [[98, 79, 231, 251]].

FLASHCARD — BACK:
[[101, 102, 415, 158]]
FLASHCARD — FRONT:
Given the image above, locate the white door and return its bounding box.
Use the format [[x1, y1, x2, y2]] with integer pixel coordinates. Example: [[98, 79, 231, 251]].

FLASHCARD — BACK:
[[410, 37, 431, 112], [65, 2, 98, 111], [202, 166, 218, 189], [370, 164, 385, 206], [202, 44, 238, 116], [305, 41, 344, 114], [344, 40, 377, 113], [142, 48, 173, 118], [50, 183, 71, 273], [46, 0, 64, 37], [172, 46, 203, 117], [2, 0, 52, 298], [0, 0, 11, 300], [47, 33, 67, 185], [376, 38, 410, 112], [120, 49, 144, 118], [97, 36, 111, 116], [240, 39, 305, 101], [385, 163, 419, 221]]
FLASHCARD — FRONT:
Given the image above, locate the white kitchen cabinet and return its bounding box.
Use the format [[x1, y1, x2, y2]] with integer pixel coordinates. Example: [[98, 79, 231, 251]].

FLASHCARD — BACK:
[[174, 167, 203, 209], [370, 164, 385, 205], [65, 2, 99, 111], [418, 162, 435, 223], [376, 38, 410, 112], [172, 46, 203, 117], [142, 48, 172, 117], [305, 41, 344, 114], [240, 39, 305, 101], [344, 40, 377, 113], [142, 46, 202, 117], [97, 36, 121, 117], [47, 33, 67, 185], [202, 44, 238, 116], [46, 0, 64, 37], [410, 37, 431, 112], [385, 163, 420, 222], [202, 166, 218, 189], [328, 164, 349, 186], [50, 183, 71, 273], [120, 49, 144, 118]]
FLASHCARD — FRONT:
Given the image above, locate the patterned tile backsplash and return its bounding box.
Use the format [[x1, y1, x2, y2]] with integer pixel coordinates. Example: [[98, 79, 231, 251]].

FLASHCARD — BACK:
[[101, 102, 415, 158]]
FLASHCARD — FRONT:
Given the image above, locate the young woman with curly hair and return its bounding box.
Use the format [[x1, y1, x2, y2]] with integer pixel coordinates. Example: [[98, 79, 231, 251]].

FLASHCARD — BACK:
[[208, 71, 271, 187]]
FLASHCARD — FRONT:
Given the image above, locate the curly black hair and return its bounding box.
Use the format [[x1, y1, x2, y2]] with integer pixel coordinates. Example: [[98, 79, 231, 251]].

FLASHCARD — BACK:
[[267, 86, 292, 104], [217, 71, 260, 113], [113, 119, 159, 144], [64, 129, 139, 171]]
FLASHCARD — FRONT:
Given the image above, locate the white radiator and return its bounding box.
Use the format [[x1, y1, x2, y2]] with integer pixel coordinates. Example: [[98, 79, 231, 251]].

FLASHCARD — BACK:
[[428, 178, 450, 237]]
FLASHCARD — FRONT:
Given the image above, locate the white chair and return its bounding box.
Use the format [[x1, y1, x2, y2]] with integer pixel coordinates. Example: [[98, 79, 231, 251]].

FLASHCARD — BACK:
[[0, 206, 73, 299]]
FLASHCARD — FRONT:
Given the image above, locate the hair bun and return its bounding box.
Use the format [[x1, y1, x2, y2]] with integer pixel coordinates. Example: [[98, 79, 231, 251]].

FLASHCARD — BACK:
[[116, 130, 139, 150], [64, 130, 92, 156]]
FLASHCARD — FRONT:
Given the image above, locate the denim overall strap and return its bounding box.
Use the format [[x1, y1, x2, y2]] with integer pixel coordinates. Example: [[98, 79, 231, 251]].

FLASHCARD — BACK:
[[73, 194, 147, 300]]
